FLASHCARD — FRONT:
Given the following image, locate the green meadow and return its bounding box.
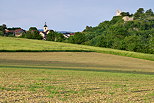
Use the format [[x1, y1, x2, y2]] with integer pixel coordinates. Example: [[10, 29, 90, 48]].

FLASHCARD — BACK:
[[0, 37, 154, 102], [0, 37, 154, 61]]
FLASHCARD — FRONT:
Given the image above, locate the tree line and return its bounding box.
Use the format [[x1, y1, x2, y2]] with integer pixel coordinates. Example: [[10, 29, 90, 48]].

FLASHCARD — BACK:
[[0, 26, 65, 42]]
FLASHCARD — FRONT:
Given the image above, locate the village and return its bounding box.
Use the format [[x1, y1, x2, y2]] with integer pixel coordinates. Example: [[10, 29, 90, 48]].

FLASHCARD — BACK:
[[3, 22, 75, 40]]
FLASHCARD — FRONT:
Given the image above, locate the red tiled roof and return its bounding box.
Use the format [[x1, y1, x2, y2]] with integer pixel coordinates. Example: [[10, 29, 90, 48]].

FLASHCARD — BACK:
[[70, 33, 75, 35]]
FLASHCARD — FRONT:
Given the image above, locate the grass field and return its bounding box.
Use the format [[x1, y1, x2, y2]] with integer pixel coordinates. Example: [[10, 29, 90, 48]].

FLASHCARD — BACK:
[[0, 37, 154, 61], [0, 52, 154, 102]]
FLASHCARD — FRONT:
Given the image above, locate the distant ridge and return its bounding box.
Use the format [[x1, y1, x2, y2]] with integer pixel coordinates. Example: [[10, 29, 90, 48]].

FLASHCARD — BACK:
[[56, 31, 75, 34], [38, 29, 75, 34]]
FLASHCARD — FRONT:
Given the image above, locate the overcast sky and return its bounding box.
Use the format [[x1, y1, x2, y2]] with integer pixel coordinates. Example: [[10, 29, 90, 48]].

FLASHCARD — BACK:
[[0, 0, 154, 31]]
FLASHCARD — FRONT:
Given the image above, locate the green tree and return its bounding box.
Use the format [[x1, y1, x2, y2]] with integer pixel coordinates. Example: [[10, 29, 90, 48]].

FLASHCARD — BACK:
[[124, 35, 143, 52], [137, 8, 144, 14], [145, 9, 154, 16], [46, 31, 56, 41], [120, 12, 131, 17], [148, 33, 154, 54], [29, 27, 38, 31], [33, 30, 42, 40], [46, 31, 65, 42], [0, 31, 3, 36], [67, 32, 86, 44], [134, 8, 145, 19], [55, 32, 65, 42], [0, 24, 7, 36], [112, 38, 125, 49], [22, 27, 42, 40]]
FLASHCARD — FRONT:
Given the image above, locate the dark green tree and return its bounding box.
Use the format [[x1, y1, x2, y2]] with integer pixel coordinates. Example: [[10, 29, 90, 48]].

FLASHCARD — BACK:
[[0, 24, 7, 36], [124, 35, 143, 52], [134, 8, 145, 19], [46, 31, 65, 42], [67, 32, 86, 44], [120, 12, 131, 17], [145, 9, 154, 16], [148, 33, 154, 54], [137, 8, 144, 14], [21, 27, 42, 40], [0, 31, 3, 36], [46, 31, 56, 41], [29, 27, 38, 31]]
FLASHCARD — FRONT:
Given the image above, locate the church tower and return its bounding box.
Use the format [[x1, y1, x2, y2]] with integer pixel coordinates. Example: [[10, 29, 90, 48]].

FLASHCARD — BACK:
[[44, 22, 48, 32]]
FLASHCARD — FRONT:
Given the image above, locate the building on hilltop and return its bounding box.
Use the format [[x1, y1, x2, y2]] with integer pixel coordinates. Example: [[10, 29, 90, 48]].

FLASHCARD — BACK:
[[122, 16, 134, 22], [116, 10, 134, 22], [39, 22, 50, 40], [116, 10, 122, 16]]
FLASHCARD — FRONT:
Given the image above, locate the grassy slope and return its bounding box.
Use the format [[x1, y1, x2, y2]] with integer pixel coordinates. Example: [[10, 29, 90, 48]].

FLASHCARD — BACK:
[[0, 37, 154, 61]]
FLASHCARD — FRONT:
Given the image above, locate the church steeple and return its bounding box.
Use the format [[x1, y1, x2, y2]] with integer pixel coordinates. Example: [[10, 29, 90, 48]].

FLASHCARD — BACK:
[[44, 22, 48, 32], [44, 22, 47, 27]]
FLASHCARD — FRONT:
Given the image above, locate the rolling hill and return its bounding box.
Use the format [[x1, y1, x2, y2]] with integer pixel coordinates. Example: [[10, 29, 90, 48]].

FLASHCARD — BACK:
[[0, 36, 154, 61]]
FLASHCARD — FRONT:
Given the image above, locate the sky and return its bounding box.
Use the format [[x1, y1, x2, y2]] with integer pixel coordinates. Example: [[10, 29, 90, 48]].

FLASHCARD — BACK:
[[0, 0, 154, 32]]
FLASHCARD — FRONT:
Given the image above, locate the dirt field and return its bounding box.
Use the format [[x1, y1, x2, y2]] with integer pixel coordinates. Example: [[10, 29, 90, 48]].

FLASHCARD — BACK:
[[0, 52, 154, 102]]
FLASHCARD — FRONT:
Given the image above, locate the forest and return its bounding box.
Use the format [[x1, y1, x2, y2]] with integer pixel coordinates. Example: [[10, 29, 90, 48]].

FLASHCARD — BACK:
[[66, 8, 154, 54]]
